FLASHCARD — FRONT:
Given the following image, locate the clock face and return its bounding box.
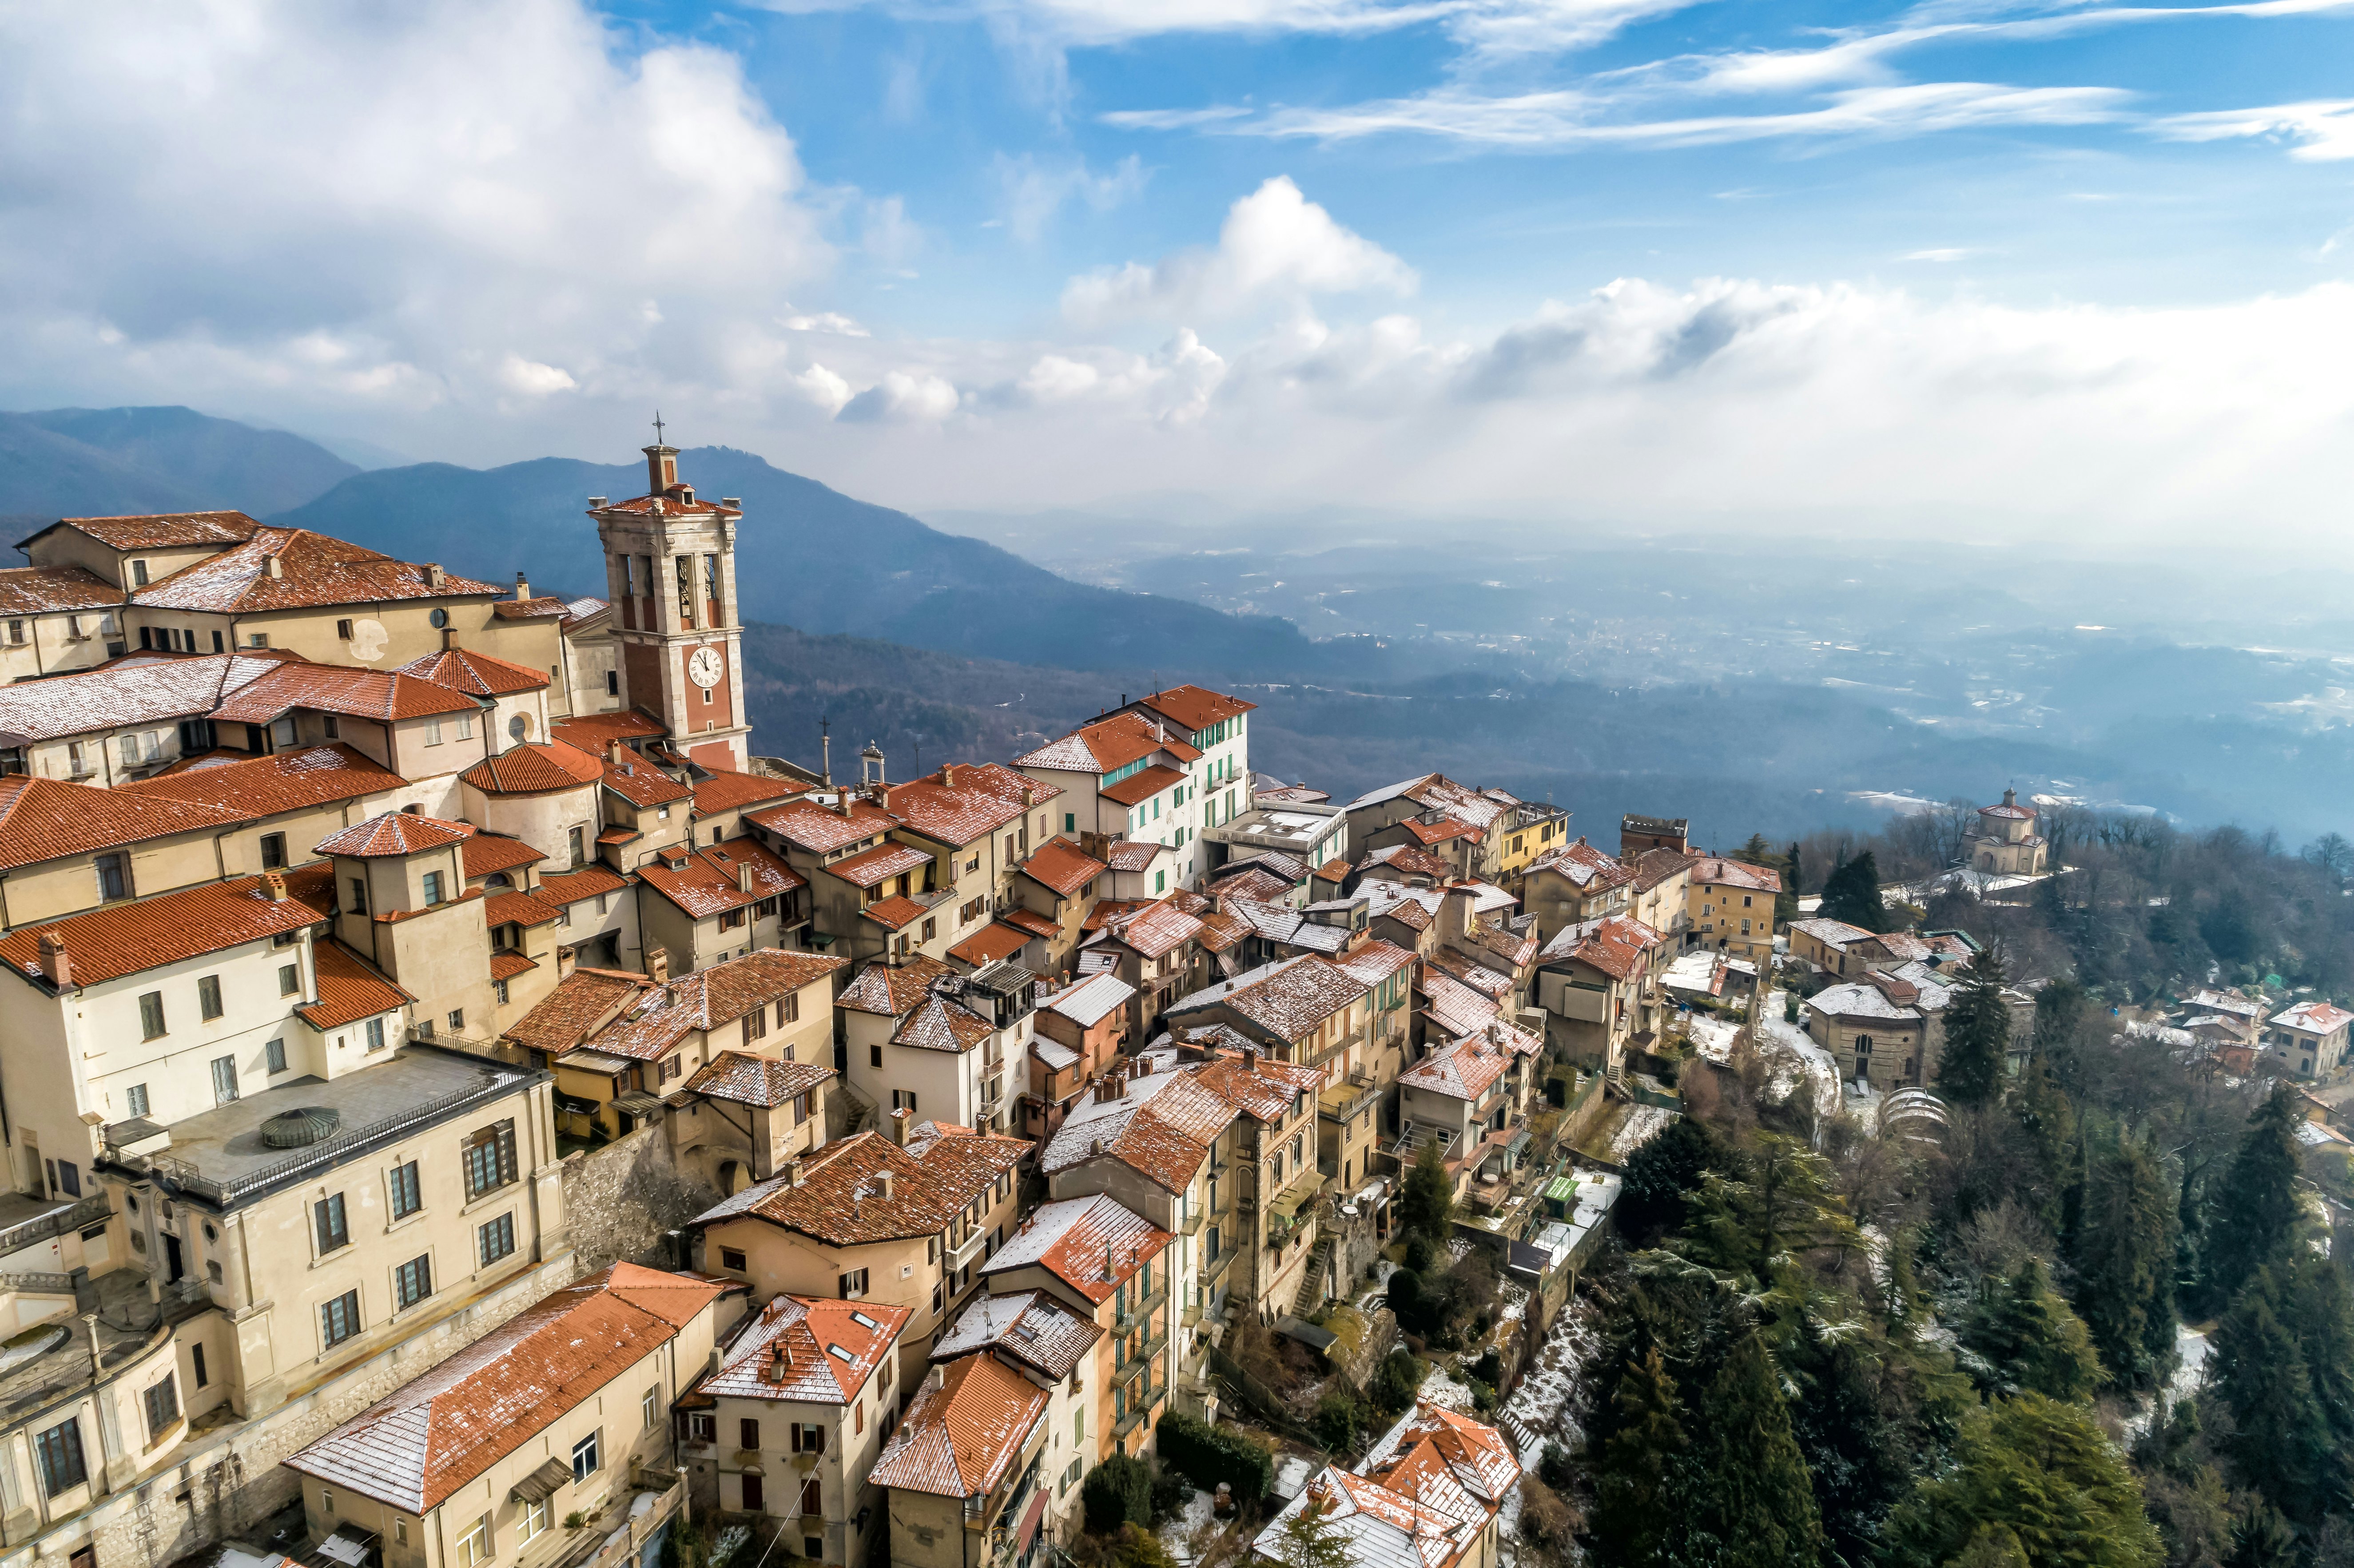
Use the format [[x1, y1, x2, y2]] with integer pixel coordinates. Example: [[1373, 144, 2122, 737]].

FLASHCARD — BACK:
[[687, 647, 724, 689]]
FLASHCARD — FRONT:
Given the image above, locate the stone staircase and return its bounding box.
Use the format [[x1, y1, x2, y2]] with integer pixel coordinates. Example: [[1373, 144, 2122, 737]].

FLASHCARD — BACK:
[[842, 1085, 876, 1137], [1291, 1237, 1335, 1318]]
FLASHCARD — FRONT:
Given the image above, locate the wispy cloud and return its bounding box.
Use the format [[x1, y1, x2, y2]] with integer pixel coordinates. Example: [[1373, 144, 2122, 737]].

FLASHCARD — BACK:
[[2157, 98, 2354, 159]]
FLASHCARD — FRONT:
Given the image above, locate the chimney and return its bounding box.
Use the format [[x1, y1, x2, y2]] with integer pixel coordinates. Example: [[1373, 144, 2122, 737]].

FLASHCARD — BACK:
[[557, 946, 577, 980], [721, 497, 740, 511], [587, 496, 608, 509], [263, 871, 287, 902], [1241, 1045, 1258, 1071], [786, 1158, 805, 1187], [440, 626, 456, 651], [425, 563, 445, 589], [609, 739, 629, 768], [738, 864, 754, 894], [875, 1170, 895, 1203], [648, 948, 671, 984], [37, 934, 71, 989], [887, 1107, 912, 1146], [515, 572, 531, 600], [942, 763, 955, 789], [836, 790, 853, 819], [265, 556, 284, 580]]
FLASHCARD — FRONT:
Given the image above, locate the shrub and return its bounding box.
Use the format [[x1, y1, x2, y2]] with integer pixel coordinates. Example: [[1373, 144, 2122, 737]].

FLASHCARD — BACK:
[[1372, 1348, 1427, 1414], [1083, 1454, 1152, 1534], [1148, 1464, 1193, 1523], [1156, 1409, 1276, 1506], [1404, 1234, 1436, 1274], [1314, 1387, 1365, 1452], [1470, 1348, 1503, 1386], [1538, 1440, 1575, 1491]]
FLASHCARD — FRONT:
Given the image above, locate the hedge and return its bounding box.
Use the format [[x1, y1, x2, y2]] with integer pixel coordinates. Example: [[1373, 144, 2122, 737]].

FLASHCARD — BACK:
[[1155, 1409, 1276, 1506], [1082, 1454, 1151, 1534]]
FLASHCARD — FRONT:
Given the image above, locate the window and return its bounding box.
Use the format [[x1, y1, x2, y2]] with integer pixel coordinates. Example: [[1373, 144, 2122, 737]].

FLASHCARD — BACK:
[[143, 1373, 179, 1445], [456, 715, 473, 740], [266, 1037, 288, 1075], [248, 633, 268, 649], [210, 630, 224, 653], [606, 671, 620, 696], [365, 1017, 386, 1052], [740, 1417, 761, 1449], [645, 1387, 662, 1431], [794, 1093, 811, 1126], [389, 1161, 421, 1219], [132, 560, 149, 586], [34, 1419, 85, 1498], [870, 1044, 883, 1069], [314, 1194, 350, 1254], [347, 877, 368, 914], [139, 991, 166, 1038], [261, 832, 287, 869], [425, 720, 443, 746], [456, 1513, 492, 1568], [96, 853, 130, 902], [192, 1343, 208, 1388], [323, 714, 339, 739], [921, 917, 935, 941], [781, 993, 799, 1024], [125, 1083, 149, 1117], [741, 1473, 764, 1512], [839, 1268, 869, 1299], [720, 1246, 747, 1272], [479, 1212, 516, 1266], [210, 1056, 239, 1104], [274, 961, 299, 998], [1155, 870, 1166, 894], [56, 1162, 78, 1197], [394, 1254, 432, 1310], [660, 1055, 684, 1082], [463, 1120, 518, 1198], [720, 907, 745, 931], [4, 620, 20, 645], [570, 1431, 600, 1483], [789, 1424, 825, 1454], [891, 1089, 917, 1113], [197, 974, 224, 1020], [336, 619, 354, 640], [569, 826, 585, 865], [517, 1499, 548, 1547], [800, 1479, 821, 1518], [422, 870, 444, 904]]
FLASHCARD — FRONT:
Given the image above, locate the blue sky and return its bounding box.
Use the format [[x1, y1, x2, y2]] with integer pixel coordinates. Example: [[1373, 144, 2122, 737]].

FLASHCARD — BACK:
[[2, 0, 2352, 540]]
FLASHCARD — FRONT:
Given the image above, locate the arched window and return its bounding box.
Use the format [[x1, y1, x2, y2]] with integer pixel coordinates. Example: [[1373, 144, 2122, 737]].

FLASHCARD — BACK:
[[1854, 1034, 1874, 1059]]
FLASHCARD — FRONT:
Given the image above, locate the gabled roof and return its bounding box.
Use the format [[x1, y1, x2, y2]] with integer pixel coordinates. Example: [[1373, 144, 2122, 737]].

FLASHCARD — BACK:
[[861, 894, 928, 931], [886, 763, 1058, 846], [929, 1291, 1100, 1382], [461, 834, 545, 881], [1099, 898, 1201, 961], [0, 774, 244, 872], [636, 838, 805, 918], [1332, 938, 1416, 987], [1400, 817, 1483, 848], [696, 1293, 907, 1405], [746, 794, 901, 854], [1535, 914, 1662, 980], [1215, 954, 1364, 1043], [870, 1353, 1048, 1500], [692, 769, 800, 815], [1018, 837, 1108, 898], [985, 1194, 1172, 1304], [1128, 684, 1256, 735], [684, 1051, 835, 1109], [579, 949, 847, 1061], [393, 647, 551, 697], [893, 994, 997, 1053], [503, 967, 654, 1055], [315, 812, 472, 860], [0, 651, 286, 742], [117, 743, 405, 818], [1365, 1401, 1523, 1522], [947, 924, 1033, 968], [1100, 764, 1187, 809], [131, 526, 505, 614], [0, 865, 330, 996], [550, 709, 668, 752], [0, 565, 124, 615], [1689, 856, 1781, 893], [695, 1127, 1027, 1247], [460, 741, 605, 796], [1399, 1031, 1515, 1100], [212, 662, 481, 725], [823, 839, 932, 890], [1787, 917, 1874, 950], [1526, 838, 1632, 891], [836, 955, 957, 1016], [1014, 710, 1201, 775], [26, 510, 262, 552], [1103, 839, 1170, 873], [298, 940, 415, 1029], [1208, 866, 1294, 905], [1191, 1052, 1321, 1124], [537, 864, 630, 907], [283, 1264, 725, 1512], [602, 750, 694, 808], [1040, 1065, 1236, 1191], [1040, 971, 1134, 1029], [1344, 773, 1508, 835]]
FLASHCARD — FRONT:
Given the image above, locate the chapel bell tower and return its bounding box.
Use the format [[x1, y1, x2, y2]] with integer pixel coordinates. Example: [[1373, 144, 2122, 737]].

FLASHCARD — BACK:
[[589, 416, 752, 771]]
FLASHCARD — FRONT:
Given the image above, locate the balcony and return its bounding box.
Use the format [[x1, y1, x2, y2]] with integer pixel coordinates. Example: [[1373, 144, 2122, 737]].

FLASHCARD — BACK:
[[1113, 1385, 1165, 1441], [948, 1224, 990, 1270], [1115, 1283, 1168, 1330]]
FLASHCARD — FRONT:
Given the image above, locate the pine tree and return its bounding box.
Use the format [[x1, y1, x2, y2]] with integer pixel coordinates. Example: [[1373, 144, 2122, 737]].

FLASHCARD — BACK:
[[2032, 976, 2089, 1091], [2212, 1264, 2332, 1520], [1965, 1256, 2105, 1401], [1819, 852, 1889, 933], [1788, 1321, 1909, 1568], [2201, 1084, 2305, 1312], [1617, 1115, 1727, 1246], [2012, 1045, 2079, 1231], [1268, 1498, 1352, 1568], [1591, 1346, 1692, 1568], [1937, 947, 2013, 1107], [1781, 841, 1804, 923], [2069, 1131, 2177, 1390], [2226, 1503, 2300, 1568], [1682, 1134, 1860, 1288], [1890, 1392, 2164, 1568], [1399, 1137, 1455, 1243], [1696, 1329, 1824, 1568]]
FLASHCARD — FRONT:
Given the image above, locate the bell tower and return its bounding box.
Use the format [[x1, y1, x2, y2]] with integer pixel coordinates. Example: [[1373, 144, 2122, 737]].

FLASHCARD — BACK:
[[590, 417, 752, 771]]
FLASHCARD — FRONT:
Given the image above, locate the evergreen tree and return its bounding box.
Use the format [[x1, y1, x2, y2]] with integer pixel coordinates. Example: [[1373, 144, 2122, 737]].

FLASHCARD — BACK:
[[2012, 1045, 2079, 1232], [1696, 1329, 1824, 1568], [1788, 1321, 1911, 1568], [1399, 1137, 1455, 1243], [2225, 1504, 2299, 1568], [2069, 1131, 2177, 1390], [1617, 1115, 1728, 1245], [1820, 851, 1890, 933], [2032, 976, 2089, 1090], [2211, 1264, 2334, 1520], [1591, 1346, 1692, 1568], [1937, 947, 2013, 1107], [1268, 1499, 1352, 1568], [1683, 1133, 1860, 1287], [1781, 841, 1804, 922], [2200, 1084, 2305, 1312], [1964, 1257, 2105, 1401], [1890, 1393, 2164, 1568]]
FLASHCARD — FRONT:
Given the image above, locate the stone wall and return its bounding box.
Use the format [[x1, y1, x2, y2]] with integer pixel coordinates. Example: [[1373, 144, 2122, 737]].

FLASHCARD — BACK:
[[560, 1127, 720, 1274]]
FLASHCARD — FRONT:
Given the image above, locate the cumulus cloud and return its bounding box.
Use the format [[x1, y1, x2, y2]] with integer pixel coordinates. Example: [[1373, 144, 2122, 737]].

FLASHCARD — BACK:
[[1061, 177, 1415, 325], [839, 369, 963, 422]]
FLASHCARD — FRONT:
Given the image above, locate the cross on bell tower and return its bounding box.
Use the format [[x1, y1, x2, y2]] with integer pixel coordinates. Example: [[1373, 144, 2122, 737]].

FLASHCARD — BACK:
[[589, 424, 754, 771]]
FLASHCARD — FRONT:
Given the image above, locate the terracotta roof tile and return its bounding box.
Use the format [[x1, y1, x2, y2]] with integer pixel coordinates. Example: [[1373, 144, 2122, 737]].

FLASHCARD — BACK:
[[1402, 817, 1484, 847], [1041, 1067, 1235, 1191], [1689, 856, 1782, 893], [601, 752, 694, 807], [580, 948, 846, 1061], [1100, 764, 1188, 809], [1536, 914, 1663, 980], [824, 840, 933, 889], [1399, 1029, 1516, 1100], [0, 774, 245, 872], [862, 895, 928, 931], [637, 838, 804, 918], [869, 1353, 1047, 1500], [684, 1051, 836, 1108], [886, 763, 1058, 846], [1208, 867, 1293, 905], [283, 1264, 724, 1512], [488, 951, 537, 982], [0, 565, 123, 615], [502, 967, 652, 1053], [692, 769, 800, 815], [117, 743, 405, 819], [1190, 1052, 1320, 1123], [392, 647, 550, 696], [892, 993, 997, 1053], [484, 889, 563, 929], [1129, 684, 1255, 734], [0, 871, 323, 990], [315, 812, 473, 859], [695, 1294, 907, 1405], [1102, 898, 1201, 961], [490, 595, 568, 620], [1000, 907, 1058, 940], [460, 742, 605, 796], [30, 511, 261, 551], [837, 956, 955, 1016], [550, 709, 668, 751], [0, 651, 286, 742], [537, 865, 630, 906], [696, 1126, 1026, 1246], [1040, 971, 1133, 1028], [132, 527, 505, 615], [948, 923, 1033, 968], [1014, 710, 1201, 775], [294, 939, 414, 1029], [461, 834, 545, 881], [985, 1194, 1171, 1303], [212, 662, 479, 725], [928, 1291, 1100, 1382], [1217, 955, 1364, 1042], [747, 794, 901, 854]]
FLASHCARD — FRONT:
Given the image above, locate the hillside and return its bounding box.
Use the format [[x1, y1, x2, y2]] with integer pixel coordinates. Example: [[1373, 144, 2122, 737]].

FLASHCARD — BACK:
[[274, 446, 1335, 679], [0, 405, 359, 522]]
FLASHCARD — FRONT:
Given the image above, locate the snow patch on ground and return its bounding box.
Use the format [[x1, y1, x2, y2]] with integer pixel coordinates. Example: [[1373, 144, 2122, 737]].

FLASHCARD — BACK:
[[1154, 1483, 1225, 1566], [1496, 1279, 1530, 1330], [2127, 1323, 2212, 1440], [1684, 1013, 1741, 1064], [1757, 993, 1844, 1120], [1607, 1103, 1676, 1160], [1418, 1359, 1481, 1413], [1498, 1294, 1605, 1462]]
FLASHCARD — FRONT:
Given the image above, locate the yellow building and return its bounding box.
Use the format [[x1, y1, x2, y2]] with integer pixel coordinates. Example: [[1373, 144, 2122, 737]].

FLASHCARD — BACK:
[[1684, 857, 1781, 964]]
